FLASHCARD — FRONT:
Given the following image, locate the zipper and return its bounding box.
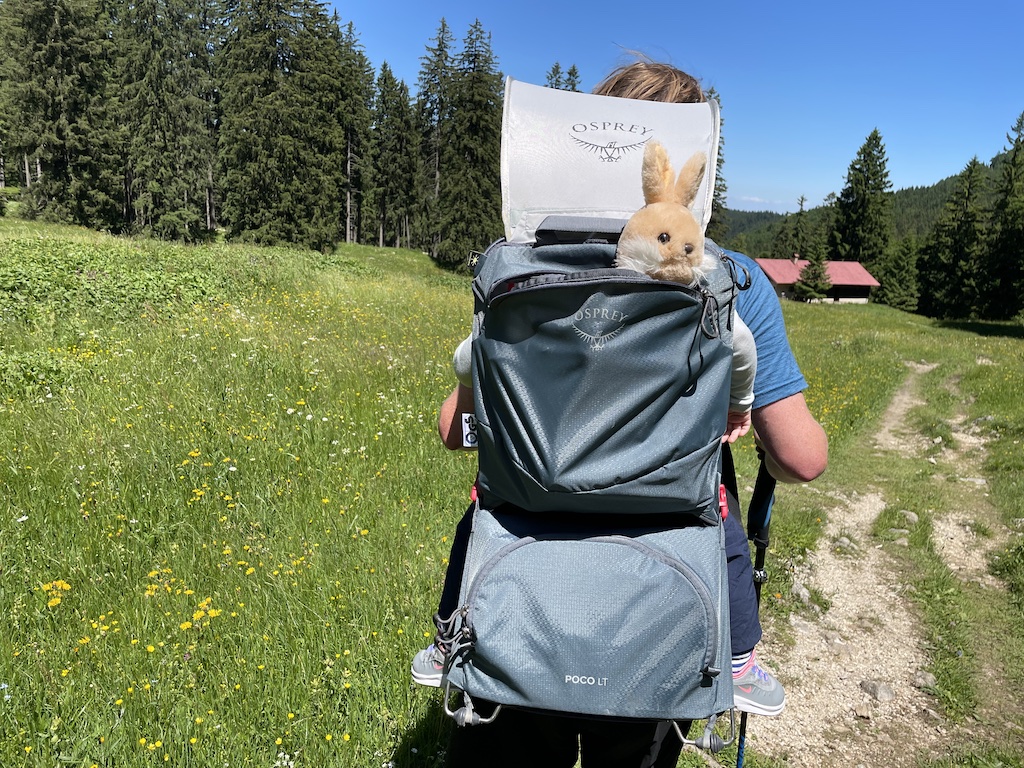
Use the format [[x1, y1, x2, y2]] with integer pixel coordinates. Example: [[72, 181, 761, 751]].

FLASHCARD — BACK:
[[488, 270, 703, 310]]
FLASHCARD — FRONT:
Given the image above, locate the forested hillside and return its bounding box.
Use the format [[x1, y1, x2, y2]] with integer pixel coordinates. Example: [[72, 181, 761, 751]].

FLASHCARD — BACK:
[[1, 1, 1022, 320]]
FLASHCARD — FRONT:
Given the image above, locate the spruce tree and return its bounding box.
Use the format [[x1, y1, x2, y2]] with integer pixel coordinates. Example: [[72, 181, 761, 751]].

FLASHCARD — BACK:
[[705, 88, 728, 245], [793, 197, 831, 300], [793, 252, 831, 302], [369, 63, 419, 248], [791, 195, 809, 257], [872, 237, 920, 312], [985, 111, 1024, 320], [0, 0, 121, 228], [830, 128, 893, 268], [337, 20, 374, 244], [917, 157, 989, 319], [218, 0, 345, 250], [564, 65, 581, 92], [545, 62, 564, 90], [298, 3, 348, 249], [115, 0, 216, 241], [416, 19, 454, 259], [769, 214, 795, 260], [435, 20, 502, 271]]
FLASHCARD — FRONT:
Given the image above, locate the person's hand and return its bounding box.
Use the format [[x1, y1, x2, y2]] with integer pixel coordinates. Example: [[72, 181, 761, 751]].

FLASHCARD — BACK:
[[722, 409, 751, 444]]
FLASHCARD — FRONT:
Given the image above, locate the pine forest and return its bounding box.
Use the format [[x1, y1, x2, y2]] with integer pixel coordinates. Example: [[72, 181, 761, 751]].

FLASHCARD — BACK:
[[1, 0, 1023, 321]]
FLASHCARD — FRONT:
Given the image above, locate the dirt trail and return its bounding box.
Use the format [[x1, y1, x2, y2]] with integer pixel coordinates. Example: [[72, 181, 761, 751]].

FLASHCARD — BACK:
[[741, 361, 1002, 767]]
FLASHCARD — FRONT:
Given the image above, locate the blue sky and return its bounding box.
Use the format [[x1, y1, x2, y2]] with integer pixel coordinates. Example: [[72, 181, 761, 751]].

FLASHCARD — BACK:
[[334, 0, 1024, 213]]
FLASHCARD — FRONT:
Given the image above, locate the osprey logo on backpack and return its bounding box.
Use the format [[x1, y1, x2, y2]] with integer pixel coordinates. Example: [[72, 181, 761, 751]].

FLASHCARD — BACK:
[[571, 303, 629, 350], [569, 122, 654, 163]]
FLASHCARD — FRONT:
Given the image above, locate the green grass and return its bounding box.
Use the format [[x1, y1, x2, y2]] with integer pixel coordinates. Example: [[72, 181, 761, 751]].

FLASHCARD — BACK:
[[2, 218, 1023, 766]]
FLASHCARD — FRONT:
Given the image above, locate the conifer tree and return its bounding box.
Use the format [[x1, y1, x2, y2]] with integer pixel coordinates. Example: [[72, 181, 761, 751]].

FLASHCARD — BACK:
[[545, 62, 565, 90], [793, 252, 831, 302], [770, 214, 795, 260], [793, 197, 832, 300], [0, 0, 121, 227], [564, 65, 582, 92], [705, 88, 728, 244], [369, 63, 419, 248], [917, 157, 989, 319], [791, 195, 809, 257], [218, 0, 345, 250], [435, 20, 502, 271], [985, 111, 1024, 320], [337, 20, 374, 244], [416, 19, 454, 258], [115, 0, 216, 241], [830, 128, 893, 267], [872, 237, 920, 312]]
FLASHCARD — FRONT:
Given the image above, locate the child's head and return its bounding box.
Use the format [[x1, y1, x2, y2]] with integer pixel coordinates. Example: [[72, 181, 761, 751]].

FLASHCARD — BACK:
[[592, 60, 705, 105]]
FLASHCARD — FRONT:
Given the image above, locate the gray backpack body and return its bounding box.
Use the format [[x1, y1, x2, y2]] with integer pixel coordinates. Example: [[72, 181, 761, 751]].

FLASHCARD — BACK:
[[440, 222, 742, 723]]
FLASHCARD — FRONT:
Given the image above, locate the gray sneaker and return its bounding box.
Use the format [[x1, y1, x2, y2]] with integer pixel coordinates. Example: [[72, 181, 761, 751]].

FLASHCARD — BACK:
[[411, 644, 446, 687], [732, 657, 786, 716]]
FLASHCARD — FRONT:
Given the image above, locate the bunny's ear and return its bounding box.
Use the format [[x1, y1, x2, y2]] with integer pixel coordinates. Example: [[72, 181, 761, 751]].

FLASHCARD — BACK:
[[674, 152, 707, 209], [640, 141, 675, 205]]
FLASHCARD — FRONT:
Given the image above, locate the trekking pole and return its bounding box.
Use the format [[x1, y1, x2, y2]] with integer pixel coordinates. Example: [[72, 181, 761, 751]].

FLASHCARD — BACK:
[[736, 454, 777, 768]]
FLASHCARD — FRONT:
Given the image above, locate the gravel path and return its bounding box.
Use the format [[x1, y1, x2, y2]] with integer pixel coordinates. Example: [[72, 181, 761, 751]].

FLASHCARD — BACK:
[[743, 362, 952, 767]]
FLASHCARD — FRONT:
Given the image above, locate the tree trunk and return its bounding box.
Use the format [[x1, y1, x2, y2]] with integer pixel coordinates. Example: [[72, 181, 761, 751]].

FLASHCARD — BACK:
[[24, 155, 31, 187], [345, 139, 353, 243], [206, 165, 214, 231]]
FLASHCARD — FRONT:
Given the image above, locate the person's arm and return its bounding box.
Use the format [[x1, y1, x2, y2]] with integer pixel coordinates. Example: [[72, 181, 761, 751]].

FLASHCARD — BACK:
[[751, 391, 828, 483], [438, 383, 476, 451]]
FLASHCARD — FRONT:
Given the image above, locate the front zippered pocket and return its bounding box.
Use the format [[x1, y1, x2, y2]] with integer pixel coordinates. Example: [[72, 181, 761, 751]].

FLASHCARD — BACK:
[[448, 530, 727, 720]]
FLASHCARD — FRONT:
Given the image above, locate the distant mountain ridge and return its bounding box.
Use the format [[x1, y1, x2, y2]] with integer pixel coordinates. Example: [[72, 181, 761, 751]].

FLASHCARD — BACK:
[[720, 150, 1008, 257]]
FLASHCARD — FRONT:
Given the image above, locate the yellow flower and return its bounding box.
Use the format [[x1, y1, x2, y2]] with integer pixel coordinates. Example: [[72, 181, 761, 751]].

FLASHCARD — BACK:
[[343, 734, 350, 742], [47, 597, 62, 608]]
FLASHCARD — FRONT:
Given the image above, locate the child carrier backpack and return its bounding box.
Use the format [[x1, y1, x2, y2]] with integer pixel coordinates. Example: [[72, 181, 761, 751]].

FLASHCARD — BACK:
[[437, 79, 742, 742]]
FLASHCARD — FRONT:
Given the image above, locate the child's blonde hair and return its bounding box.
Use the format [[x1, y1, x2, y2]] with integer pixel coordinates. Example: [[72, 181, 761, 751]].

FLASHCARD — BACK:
[[592, 60, 706, 105]]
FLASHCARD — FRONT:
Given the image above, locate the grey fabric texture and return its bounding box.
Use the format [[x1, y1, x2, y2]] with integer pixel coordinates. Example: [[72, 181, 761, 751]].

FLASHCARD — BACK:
[[471, 239, 738, 524], [444, 507, 733, 720], [447, 234, 742, 722]]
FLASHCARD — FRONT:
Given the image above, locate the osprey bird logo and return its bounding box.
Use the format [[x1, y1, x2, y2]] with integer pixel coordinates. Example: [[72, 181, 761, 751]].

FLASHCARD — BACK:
[[570, 135, 649, 163], [572, 323, 623, 351]]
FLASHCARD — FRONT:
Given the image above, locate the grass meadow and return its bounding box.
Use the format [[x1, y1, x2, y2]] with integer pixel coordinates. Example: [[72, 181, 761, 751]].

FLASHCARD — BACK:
[[1, 218, 1022, 767]]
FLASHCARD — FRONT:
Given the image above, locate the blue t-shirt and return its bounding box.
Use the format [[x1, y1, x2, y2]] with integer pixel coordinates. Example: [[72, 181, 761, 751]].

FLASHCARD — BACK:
[[720, 247, 807, 410]]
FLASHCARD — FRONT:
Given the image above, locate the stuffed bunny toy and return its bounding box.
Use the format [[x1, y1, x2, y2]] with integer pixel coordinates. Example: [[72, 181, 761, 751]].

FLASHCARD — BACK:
[[614, 141, 709, 285]]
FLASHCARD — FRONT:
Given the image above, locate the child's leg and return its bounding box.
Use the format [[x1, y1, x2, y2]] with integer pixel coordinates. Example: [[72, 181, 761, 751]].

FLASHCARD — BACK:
[[437, 502, 475, 619], [411, 501, 474, 687], [723, 488, 785, 716], [723, 505, 762, 656]]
